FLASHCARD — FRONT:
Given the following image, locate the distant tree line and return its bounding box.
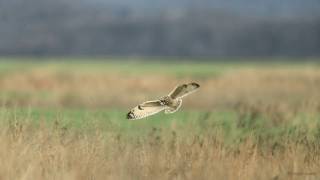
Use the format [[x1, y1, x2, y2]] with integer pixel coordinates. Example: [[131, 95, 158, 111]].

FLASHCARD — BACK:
[[0, 0, 319, 57]]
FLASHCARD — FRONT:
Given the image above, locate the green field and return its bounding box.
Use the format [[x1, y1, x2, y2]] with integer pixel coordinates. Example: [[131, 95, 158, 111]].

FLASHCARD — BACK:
[[1, 57, 319, 76], [0, 58, 320, 180], [5, 107, 320, 144]]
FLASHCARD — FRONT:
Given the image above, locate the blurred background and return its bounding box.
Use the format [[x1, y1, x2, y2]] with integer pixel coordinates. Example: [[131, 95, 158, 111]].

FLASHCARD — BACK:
[[0, 0, 320, 109], [1, 0, 320, 57], [1, 2, 320, 179]]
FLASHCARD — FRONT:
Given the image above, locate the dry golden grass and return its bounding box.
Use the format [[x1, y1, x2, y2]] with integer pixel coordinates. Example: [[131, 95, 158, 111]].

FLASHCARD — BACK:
[[0, 61, 320, 179], [0, 66, 320, 110], [0, 121, 319, 180]]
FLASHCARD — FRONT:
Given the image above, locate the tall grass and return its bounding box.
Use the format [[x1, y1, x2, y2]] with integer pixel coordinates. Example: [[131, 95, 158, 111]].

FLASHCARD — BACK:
[[0, 61, 319, 110], [0, 107, 319, 180], [0, 59, 319, 179]]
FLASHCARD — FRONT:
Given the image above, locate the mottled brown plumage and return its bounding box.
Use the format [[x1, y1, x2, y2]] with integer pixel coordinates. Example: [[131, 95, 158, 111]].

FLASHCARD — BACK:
[[127, 82, 200, 120]]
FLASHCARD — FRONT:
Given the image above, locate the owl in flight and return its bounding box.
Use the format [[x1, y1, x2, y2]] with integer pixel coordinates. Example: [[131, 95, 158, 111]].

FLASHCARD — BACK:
[[127, 82, 200, 120]]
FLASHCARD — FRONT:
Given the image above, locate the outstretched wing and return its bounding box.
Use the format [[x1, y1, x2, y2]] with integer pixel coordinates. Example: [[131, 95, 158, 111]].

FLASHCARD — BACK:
[[169, 82, 200, 99], [127, 100, 166, 120]]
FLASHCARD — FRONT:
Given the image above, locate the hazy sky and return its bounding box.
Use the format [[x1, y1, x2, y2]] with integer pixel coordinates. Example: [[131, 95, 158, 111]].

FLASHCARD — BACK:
[[1, 0, 319, 56], [88, 0, 320, 18]]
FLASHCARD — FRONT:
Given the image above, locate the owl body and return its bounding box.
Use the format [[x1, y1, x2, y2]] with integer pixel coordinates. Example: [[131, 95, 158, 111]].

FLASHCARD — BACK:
[[156, 95, 182, 114], [159, 96, 173, 105], [127, 82, 199, 120]]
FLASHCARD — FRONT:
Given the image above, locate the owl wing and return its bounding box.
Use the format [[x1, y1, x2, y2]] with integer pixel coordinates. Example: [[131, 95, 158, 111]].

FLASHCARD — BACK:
[[169, 82, 200, 99], [127, 100, 166, 120]]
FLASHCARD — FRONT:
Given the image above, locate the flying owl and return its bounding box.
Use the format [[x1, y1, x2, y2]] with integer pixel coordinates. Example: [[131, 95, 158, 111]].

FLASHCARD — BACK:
[[127, 82, 200, 120]]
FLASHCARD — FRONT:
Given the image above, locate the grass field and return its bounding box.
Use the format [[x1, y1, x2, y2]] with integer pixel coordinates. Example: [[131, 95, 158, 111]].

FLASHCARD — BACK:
[[0, 58, 320, 180]]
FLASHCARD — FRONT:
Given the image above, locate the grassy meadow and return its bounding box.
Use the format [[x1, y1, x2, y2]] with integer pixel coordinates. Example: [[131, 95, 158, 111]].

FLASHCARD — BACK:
[[0, 58, 320, 180]]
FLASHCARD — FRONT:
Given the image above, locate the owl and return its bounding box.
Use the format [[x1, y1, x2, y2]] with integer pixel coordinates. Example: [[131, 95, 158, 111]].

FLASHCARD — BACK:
[[127, 82, 200, 120]]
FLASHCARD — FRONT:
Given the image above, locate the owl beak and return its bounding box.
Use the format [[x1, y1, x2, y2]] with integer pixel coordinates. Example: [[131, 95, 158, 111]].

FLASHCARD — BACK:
[[127, 112, 134, 120]]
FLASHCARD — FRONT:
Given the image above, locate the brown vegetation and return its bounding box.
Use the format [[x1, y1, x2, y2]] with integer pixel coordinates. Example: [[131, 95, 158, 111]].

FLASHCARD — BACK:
[[0, 66, 320, 110], [0, 64, 320, 179], [0, 121, 319, 180]]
